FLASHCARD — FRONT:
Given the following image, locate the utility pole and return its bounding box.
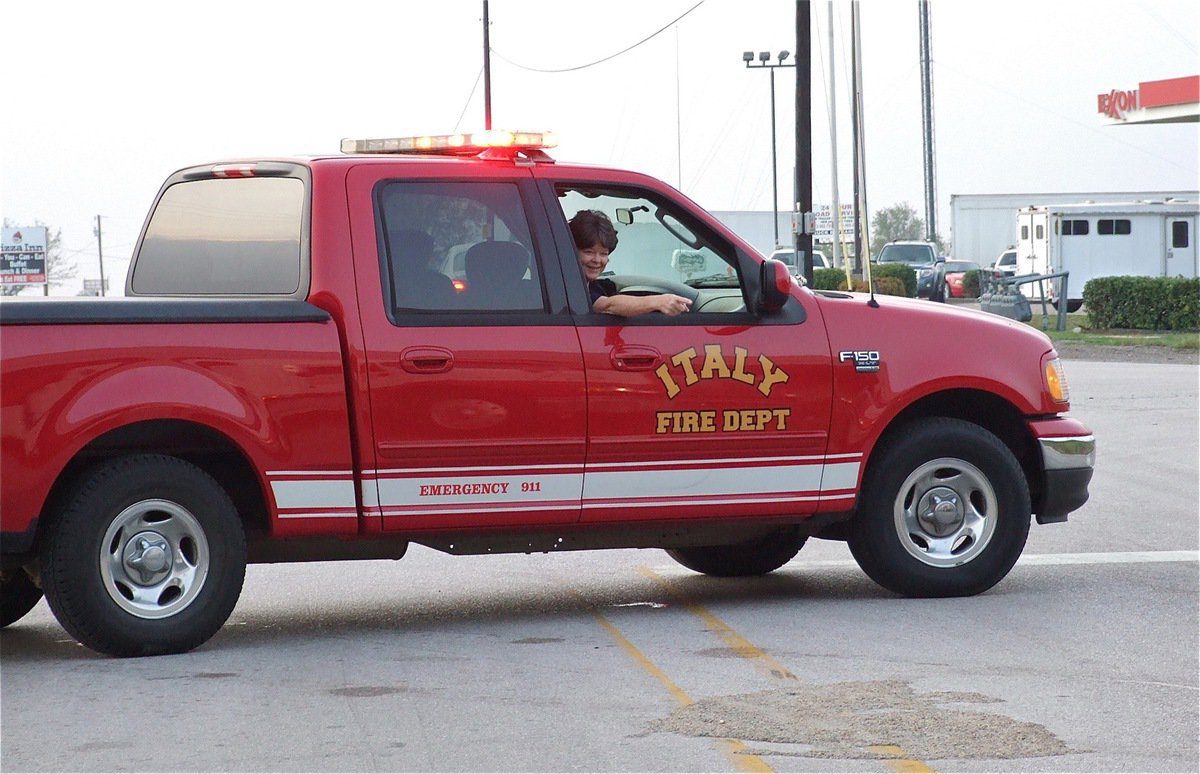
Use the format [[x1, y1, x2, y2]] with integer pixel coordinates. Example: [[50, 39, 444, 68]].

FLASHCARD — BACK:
[[482, 1, 492, 130], [795, 1, 814, 287], [851, 1, 869, 272], [919, 0, 938, 243], [94, 214, 106, 297], [827, 2, 841, 273]]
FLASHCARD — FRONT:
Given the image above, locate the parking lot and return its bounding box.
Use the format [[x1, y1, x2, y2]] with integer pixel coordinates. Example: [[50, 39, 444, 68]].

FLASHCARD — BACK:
[[2, 359, 1196, 773]]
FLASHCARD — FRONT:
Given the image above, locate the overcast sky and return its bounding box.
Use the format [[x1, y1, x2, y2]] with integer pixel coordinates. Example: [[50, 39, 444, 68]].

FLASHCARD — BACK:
[[2, 0, 1197, 294]]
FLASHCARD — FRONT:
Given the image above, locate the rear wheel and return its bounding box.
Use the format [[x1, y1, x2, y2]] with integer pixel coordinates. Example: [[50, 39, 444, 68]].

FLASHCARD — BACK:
[[41, 454, 246, 657], [848, 418, 1030, 597], [1, 568, 44, 627], [666, 530, 805, 577]]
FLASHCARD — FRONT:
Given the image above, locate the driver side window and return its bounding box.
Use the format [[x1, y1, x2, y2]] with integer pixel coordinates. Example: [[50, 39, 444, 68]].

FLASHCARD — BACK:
[[555, 185, 747, 315]]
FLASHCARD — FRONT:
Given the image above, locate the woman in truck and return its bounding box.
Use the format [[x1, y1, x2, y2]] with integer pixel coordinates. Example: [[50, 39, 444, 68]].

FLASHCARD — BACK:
[[569, 209, 692, 317]]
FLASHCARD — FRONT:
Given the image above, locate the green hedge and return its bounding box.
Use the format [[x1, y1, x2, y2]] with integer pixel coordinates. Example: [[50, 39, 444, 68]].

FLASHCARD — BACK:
[[813, 267, 913, 298], [852, 277, 907, 297], [962, 270, 981, 298], [1082, 276, 1199, 330], [812, 267, 845, 290], [869, 263, 917, 297]]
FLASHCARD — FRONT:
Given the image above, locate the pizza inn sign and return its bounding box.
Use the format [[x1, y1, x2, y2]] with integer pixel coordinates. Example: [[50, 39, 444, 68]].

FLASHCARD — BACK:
[[1, 227, 48, 286]]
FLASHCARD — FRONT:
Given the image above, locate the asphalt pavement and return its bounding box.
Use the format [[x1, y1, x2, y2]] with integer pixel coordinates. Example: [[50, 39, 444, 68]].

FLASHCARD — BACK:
[[1, 359, 1196, 773]]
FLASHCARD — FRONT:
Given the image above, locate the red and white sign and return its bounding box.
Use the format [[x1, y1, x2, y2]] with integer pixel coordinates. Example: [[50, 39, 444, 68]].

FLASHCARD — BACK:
[[1, 227, 48, 285], [1098, 75, 1200, 124]]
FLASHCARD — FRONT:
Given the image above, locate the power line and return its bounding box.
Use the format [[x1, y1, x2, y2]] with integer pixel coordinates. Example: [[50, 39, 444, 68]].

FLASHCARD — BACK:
[[454, 67, 484, 132], [490, 1, 705, 73]]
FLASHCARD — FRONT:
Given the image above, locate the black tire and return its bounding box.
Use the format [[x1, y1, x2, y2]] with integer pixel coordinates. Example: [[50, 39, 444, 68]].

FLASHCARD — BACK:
[[848, 418, 1030, 597], [666, 530, 805, 577], [1, 568, 44, 627], [41, 454, 246, 657]]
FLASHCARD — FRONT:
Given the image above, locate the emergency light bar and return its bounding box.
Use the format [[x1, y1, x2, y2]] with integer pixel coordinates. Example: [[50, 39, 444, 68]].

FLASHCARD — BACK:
[[340, 130, 557, 156]]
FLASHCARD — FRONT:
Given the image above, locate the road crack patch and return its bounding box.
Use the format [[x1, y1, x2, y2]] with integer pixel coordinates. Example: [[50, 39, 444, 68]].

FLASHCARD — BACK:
[[648, 679, 1074, 760]]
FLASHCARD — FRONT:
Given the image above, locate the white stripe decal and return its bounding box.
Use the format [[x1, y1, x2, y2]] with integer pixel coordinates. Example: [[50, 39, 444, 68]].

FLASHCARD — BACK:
[[271, 456, 862, 518], [582, 461, 843, 501], [270, 479, 357, 510], [377, 472, 584, 509], [361, 482, 379, 508], [820, 462, 862, 491], [267, 470, 355, 477]]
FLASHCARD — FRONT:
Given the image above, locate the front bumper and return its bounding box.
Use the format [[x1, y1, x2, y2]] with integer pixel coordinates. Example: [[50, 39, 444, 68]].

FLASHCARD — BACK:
[[1034, 432, 1096, 524]]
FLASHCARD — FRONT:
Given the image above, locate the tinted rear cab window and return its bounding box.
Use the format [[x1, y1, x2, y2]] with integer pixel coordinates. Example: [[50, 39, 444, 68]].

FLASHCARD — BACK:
[[131, 173, 306, 295]]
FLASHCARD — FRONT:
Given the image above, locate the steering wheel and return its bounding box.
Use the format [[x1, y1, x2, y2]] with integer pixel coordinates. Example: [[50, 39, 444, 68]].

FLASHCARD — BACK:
[[612, 274, 701, 311]]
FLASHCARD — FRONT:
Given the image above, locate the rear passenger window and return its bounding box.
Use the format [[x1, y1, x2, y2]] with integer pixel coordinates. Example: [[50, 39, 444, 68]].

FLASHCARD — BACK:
[[377, 182, 544, 314], [133, 177, 304, 295]]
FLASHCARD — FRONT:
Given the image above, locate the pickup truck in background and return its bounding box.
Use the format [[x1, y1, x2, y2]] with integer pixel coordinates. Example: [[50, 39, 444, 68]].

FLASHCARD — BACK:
[[0, 131, 1095, 657]]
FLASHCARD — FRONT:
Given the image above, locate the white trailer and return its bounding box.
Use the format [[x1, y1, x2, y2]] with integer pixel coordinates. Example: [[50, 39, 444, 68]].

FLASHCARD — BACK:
[[1014, 200, 1199, 310], [949, 190, 1196, 267]]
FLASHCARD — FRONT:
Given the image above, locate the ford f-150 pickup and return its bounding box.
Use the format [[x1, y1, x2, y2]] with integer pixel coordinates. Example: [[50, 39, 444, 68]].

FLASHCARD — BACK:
[[0, 130, 1095, 657]]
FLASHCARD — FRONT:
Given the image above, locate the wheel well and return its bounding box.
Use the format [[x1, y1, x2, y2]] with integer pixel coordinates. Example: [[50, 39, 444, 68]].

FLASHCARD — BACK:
[[872, 389, 1043, 506], [39, 420, 269, 548]]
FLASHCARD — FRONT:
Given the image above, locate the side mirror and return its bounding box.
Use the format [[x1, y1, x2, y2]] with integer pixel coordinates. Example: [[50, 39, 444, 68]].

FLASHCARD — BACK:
[[757, 259, 793, 314]]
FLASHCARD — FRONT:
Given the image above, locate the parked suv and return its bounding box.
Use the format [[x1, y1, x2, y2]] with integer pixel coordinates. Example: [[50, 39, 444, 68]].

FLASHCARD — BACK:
[[993, 248, 1018, 278], [876, 241, 945, 301]]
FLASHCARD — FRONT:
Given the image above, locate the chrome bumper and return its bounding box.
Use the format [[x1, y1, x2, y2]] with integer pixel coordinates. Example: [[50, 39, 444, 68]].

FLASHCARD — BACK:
[[1036, 434, 1096, 524]]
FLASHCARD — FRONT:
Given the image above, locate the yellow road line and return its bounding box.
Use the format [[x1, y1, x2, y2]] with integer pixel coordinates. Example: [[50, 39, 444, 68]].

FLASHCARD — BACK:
[[641, 566, 937, 774], [870, 745, 937, 773], [639, 566, 799, 683], [578, 594, 773, 773]]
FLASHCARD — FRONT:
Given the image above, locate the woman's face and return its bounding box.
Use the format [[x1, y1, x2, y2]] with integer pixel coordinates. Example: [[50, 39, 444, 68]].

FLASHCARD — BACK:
[[577, 242, 610, 281]]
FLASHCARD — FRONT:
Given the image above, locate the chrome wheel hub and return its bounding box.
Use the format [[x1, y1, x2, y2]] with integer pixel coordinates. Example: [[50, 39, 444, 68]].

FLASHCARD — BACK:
[[893, 458, 998, 568], [100, 499, 210, 620]]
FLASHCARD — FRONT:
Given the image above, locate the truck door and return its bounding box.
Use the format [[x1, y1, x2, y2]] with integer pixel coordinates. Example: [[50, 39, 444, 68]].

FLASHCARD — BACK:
[[538, 178, 836, 524], [346, 165, 586, 531], [1166, 216, 1197, 278]]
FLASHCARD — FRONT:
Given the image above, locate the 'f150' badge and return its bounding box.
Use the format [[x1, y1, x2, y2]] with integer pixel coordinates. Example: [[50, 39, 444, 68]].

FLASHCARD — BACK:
[[839, 350, 881, 373]]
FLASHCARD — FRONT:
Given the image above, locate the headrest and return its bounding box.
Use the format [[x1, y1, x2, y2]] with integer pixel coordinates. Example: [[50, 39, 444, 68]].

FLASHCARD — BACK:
[[390, 229, 434, 264], [465, 241, 530, 284]]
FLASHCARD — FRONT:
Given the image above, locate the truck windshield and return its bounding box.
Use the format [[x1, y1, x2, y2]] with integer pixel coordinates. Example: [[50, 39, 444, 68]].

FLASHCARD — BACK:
[[877, 245, 934, 264]]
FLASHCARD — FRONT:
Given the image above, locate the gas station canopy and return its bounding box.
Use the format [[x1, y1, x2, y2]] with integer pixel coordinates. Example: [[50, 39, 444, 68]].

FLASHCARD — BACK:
[[1097, 75, 1199, 125]]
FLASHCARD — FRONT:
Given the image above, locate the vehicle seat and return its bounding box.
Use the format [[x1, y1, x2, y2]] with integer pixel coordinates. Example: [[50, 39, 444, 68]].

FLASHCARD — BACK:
[[389, 228, 457, 310], [463, 241, 541, 310]]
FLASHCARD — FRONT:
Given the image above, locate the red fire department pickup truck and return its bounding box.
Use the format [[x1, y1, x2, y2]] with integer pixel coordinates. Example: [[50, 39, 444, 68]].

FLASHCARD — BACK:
[[0, 131, 1095, 657]]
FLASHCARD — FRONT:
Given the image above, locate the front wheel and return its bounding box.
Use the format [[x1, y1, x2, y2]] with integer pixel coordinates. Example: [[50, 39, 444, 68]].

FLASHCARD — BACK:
[[848, 418, 1030, 597], [1, 568, 44, 627], [666, 530, 805, 577], [41, 454, 247, 657]]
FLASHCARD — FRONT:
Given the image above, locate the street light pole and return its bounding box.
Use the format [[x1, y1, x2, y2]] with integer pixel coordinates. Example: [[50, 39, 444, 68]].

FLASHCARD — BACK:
[[482, 0, 492, 130], [742, 50, 794, 250], [94, 214, 106, 297]]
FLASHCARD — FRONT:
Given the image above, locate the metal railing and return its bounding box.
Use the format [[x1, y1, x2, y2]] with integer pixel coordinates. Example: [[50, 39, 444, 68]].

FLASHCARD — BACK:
[[980, 271, 1070, 331]]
